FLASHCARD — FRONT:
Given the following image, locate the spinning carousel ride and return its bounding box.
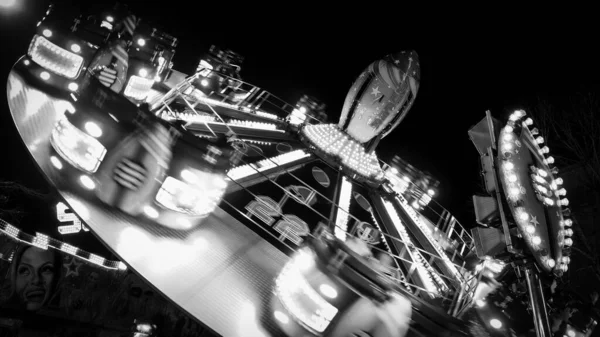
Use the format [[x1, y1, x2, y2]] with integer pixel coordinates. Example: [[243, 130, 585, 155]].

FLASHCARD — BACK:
[[1, 5, 585, 337]]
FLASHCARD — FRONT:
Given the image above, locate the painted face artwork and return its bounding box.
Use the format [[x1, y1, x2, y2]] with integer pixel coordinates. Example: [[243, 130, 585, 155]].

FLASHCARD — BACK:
[[15, 247, 56, 311]]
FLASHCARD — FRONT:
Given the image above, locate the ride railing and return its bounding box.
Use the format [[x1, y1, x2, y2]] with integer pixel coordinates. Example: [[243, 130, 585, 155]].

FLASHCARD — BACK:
[[154, 67, 301, 123], [223, 147, 480, 317], [380, 166, 475, 264], [152, 73, 481, 316]]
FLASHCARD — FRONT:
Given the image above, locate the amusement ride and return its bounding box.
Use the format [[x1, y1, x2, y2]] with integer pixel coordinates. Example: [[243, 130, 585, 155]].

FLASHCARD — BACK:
[[1, 3, 595, 337]]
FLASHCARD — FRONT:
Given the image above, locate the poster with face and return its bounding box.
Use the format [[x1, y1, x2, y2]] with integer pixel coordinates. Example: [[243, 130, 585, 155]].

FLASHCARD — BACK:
[[0, 234, 213, 337]]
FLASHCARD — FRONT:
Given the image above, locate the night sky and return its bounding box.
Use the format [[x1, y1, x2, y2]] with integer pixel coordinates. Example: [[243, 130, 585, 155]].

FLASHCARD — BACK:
[[1, 1, 598, 255]]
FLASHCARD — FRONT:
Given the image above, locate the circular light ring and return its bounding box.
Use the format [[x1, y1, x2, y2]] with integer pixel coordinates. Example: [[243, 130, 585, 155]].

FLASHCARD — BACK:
[[300, 124, 384, 182], [497, 110, 572, 275]]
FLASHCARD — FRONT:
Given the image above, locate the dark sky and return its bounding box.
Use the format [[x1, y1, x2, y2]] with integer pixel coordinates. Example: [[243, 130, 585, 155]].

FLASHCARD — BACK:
[[1, 1, 598, 242]]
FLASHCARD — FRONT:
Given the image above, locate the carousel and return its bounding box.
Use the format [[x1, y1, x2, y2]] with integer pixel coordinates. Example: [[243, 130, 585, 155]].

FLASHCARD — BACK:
[[1, 4, 590, 337]]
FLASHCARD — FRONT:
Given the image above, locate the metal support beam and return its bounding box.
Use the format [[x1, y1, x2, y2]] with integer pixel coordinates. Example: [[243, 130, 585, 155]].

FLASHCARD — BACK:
[[524, 267, 552, 337]]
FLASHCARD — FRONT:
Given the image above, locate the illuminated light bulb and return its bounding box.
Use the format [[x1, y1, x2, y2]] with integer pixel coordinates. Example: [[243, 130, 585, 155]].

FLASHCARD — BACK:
[[504, 162, 514, 170], [556, 188, 567, 196], [564, 219, 573, 227], [503, 133, 513, 141], [540, 146, 549, 154], [562, 256, 570, 264], [137, 38, 146, 46], [536, 185, 548, 194], [532, 236, 541, 245], [70, 43, 81, 53], [519, 212, 529, 221], [79, 175, 96, 190], [68, 82, 78, 91], [560, 264, 569, 272], [531, 128, 539, 135], [526, 225, 535, 234], [550, 181, 558, 190], [319, 284, 338, 299], [490, 318, 503, 329], [106, 15, 114, 22], [555, 178, 563, 185], [564, 229, 573, 237], [138, 68, 148, 77], [84, 122, 102, 138], [50, 156, 63, 170], [537, 169, 547, 177], [560, 198, 569, 206], [543, 197, 554, 206], [143, 206, 159, 219], [524, 118, 533, 126], [274, 310, 289, 324], [40, 71, 50, 80], [503, 143, 513, 151], [475, 299, 486, 307], [117, 261, 127, 270], [509, 187, 521, 197], [545, 156, 555, 164], [509, 113, 519, 121], [564, 238, 573, 246], [23, 59, 30, 66], [42, 29, 52, 37], [547, 259, 556, 268], [505, 126, 513, 133], [536, 136, 544, 144], [508, 175, 518, 183]]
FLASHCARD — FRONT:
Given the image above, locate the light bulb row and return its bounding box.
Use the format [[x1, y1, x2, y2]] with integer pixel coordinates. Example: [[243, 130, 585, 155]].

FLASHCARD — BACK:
[[396, 195, 463, 281], [301, 124, 382, 179], [501, 110, 572, 274]]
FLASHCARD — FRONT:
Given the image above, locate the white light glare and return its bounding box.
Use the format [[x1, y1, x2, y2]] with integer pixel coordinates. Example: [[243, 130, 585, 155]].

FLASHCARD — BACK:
[[42, 29, 52, 38], [274, 310, 289, 324], [137, 38, 146, 46], [138, 68, 148, 77], [84, 121, 102, 138], [50, 156, 63, 170], [40, 71, 50, 80], [79, 175, 96, 190], [319, 284, 338, 299], [70, 44, 81, 53], [490, 318, 503, 329], [0, 0, 17, 8], [143, 206, 159, 219]]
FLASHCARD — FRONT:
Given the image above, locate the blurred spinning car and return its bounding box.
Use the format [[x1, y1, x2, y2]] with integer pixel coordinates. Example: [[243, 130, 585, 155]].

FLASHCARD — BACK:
[[15, 3, 115, 94], [271, 233, 412, 337], [16, 3, 177, 105], [193, 45, 251, 104], [48, 75, 232, 230]]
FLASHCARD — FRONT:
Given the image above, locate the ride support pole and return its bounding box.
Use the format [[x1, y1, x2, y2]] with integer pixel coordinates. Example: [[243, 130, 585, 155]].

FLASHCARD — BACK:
[[524, 267, 552, 337]]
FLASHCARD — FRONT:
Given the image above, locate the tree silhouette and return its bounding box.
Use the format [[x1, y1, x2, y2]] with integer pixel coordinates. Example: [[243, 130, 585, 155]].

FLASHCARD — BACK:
[[529, 93, 600, 287]]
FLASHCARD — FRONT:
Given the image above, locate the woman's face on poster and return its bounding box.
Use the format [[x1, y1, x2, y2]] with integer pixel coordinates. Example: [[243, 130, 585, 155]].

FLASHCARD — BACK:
[[15, 247, 56, 311]]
